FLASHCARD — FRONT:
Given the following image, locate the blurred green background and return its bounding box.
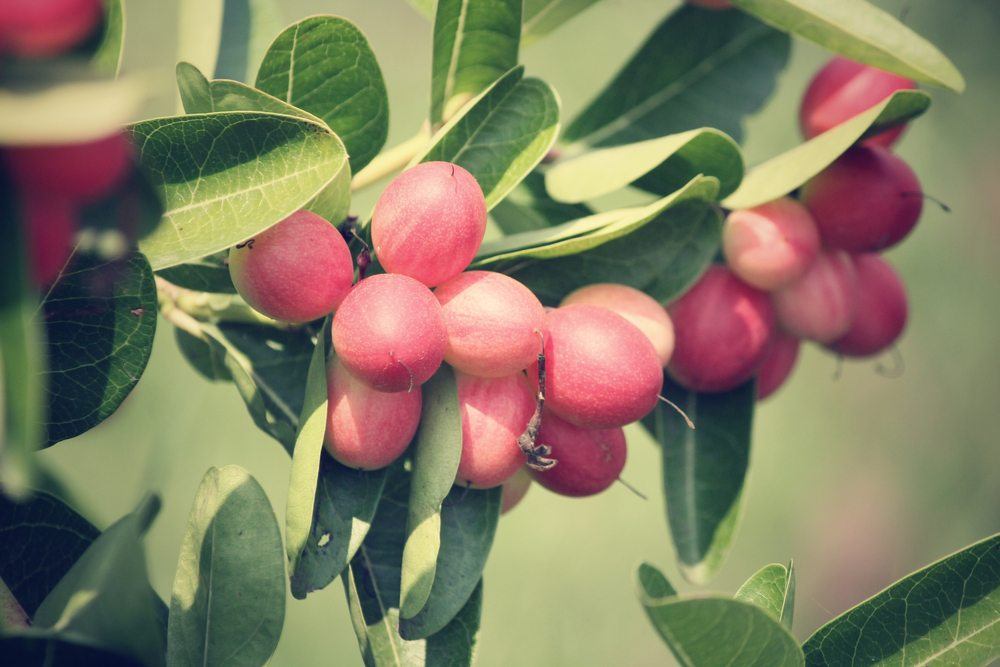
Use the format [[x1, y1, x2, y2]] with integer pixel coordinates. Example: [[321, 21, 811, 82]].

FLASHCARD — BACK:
[[38, 0, 1000, 665]]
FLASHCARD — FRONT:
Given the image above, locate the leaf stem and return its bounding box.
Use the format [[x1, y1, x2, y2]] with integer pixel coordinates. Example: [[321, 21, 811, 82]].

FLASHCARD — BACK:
[[155, 276, 295, 331], [351, 128, 431, 193]]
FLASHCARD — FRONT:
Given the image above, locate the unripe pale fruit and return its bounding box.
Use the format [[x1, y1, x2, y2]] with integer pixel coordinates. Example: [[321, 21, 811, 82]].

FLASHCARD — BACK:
[[332, 273, 447, 392], [371, 161, 487, 287], [0, 0, 103, 57], [455, 372, 534, 489], [539, 304, 663, 429], [530, 413, 626, 497], [2, 132, 132, 202], [800, 56, 916, 148], [667, 265, 775, 393], [757, 330, 800, 401], [830, 254, 908, 357], [500, 468, 532, 514], [324, 359, 421, 470], [773, 250, 858, 343], [560, 283, 675, 366], [229, 210, 354, 323], [801, 145, 923, 253], [22, 193, 76, 287], [722, 198, 821, 291], [435, 271, 545, 377]]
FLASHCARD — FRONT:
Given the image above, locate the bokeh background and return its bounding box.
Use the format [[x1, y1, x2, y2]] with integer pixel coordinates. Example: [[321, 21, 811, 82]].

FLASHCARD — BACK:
[[37, 0, 1000, 664]]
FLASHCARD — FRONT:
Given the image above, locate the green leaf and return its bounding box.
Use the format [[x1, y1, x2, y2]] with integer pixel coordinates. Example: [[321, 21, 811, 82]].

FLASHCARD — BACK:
[[415, 66, 560, 210], [431, 0, 522, 125], [490, 172, 593, 234], [42, 253, 157, 446], [522, 0, 604, 43], [641, 376, 756, 585], [177, 0, 283, 84], [0, 636, 143, 665], [734, 562, 795, 629], [723, 90, 930, 210], [92, 0, 125, 76], [636, 562, 677, 600], [730, 0, 965, 92], [406, 0, 436, 19], [130, 111, 347, 270], [157, 253, 236, 294], [637, 563, 804, 667], [168, 466, 285, 667], [803, 533, 1000, 666], [564, 6, 790, 147], [256, 16, 389, 172], [547, 128, 743, 203], [401, 368, 463, 620]]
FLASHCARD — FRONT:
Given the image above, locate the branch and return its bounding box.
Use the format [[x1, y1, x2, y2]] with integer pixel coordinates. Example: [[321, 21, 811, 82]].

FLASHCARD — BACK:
[[351, 128, 431, 193]]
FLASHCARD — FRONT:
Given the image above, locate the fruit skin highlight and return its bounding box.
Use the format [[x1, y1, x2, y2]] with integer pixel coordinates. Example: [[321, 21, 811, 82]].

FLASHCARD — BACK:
[[530, 413, 626, 497], [560, 283, 675, 366], [229, 210, 354, 324], [667, 265, 775, 393], [435, 271, 545, 378], [324, 359, 421, 470], [371, 161, 487, 287], [500, 468, 532, 514], [773, 249, 859, 344], [830, 254, 908, 358], [2, 132, 132, 202], [0, 0, 103, 58], [722, 198, 821, 291], [757, 330, 800, 401], [332, 273, 447, 393]]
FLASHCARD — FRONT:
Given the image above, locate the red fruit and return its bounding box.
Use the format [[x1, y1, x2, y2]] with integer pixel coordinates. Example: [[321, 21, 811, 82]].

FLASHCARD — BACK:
[[332, 273, 447, 392], [530, 413, 626, 497], [2, 132, 132, 202], [455, 372, 534, 489], [666, 266, 775, 393], [21, 193, 77, 286], [324, 359, 421, 470], [500, 468, 531, 514], [560, 283, 675, 366], [371, 161, 487, 287], [802, 145, 923, 253], [539, 304, 663, 429], [722, 198, 821, 291], [800, 56, 916, 148], [435, 271, 545, 377], [0, 0, 103, 58], [229, 210, 354, 323], [757, 330, 800, 401], [773, 250, 858, 343], [830, 254, 908, 357]]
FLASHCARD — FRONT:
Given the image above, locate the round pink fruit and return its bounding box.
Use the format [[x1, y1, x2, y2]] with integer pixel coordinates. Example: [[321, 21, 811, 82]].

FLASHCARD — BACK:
[[830, 254, 908, 358], [2, 132, 132, 202], [756, 330, 800, 401], [0, 0, 103, 58], [21, 193, 76, 287], [500, 468, 532, 514], [530, 413, 626, 498], [773, 249, 858, 343], [722, 198, 821, 291]]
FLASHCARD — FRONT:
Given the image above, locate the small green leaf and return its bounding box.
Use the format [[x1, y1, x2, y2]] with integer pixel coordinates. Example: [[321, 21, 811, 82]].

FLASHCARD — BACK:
[[157, 253, 236, 294], [175, 61, 214, 114], [803, 533, 1000, 666], [730, 0, 965, 92], [641, 376, 756, 585], [734, 562, 795, 629], [490, 172, 593, 234], [168, 466, 285, 667], [92, 0, 125, 76], [522, 0, 605, 43], [636, 562, 677, 600]]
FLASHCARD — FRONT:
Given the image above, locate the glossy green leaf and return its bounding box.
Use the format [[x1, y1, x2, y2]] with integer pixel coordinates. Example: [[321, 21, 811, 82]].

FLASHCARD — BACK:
[[522, 0, 604, 42], [431, 0, 522, 125], [641, 376, 756, 585], [401, 368, 463, 619], [730, 0, 965, 92], [724, 90, 930, 210], [734, 562, 795, 629], [416, 66, 560, 210], [157, 253, 236, 294], [92, 0, 125, 76], [168, 465, 285, 667], [564, 6, 790, 147], [490, 172, 593, 234], [256, 16, 389, 172], [130, 111, 347, 270], [803, 533, 1000, 666]]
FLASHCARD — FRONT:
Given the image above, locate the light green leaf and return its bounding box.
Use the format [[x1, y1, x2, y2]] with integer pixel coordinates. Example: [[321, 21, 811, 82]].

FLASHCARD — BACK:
[[490, 172, 593, 234], [730, 0, 965, 92], [92, 0, 125, 76], [734, 562, 795, 629], [724, 90, 930, 210], [406, 0, 437, 19], [803, 533, 1000, 666], [167, 466, 285, 667], [522, 0, 604, 43]]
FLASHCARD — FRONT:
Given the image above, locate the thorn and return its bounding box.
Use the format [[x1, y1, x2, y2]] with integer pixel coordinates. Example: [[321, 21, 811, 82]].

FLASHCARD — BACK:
[[902, 191, 951, 213], [616, 477, 647, 500]]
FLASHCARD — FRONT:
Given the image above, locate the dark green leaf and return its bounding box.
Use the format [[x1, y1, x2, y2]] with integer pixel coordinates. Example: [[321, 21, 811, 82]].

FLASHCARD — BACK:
[[636, 562, 677, 600], [0, 635, 143, 666], [92, 0, 125, 76], [490, 171, 593, 234], [522, 0, 605, 43], [734, 562, 795, 629], [157, 253, 236, 294], [173, 329, 232, 382]]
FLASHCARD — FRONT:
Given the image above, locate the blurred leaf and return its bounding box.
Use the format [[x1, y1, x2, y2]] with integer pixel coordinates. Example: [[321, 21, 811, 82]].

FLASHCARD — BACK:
[[522, 0, 605, 43], [177, 0, 282, 84], [177, 0, 225, 80], [803, 533, 1000, 666], [730, 0, 965, 92], [564, 6, 790, 147], [92, 0, 125, 76], [490, 171, 592, 234], [431, 0, 522, 125], [130, 111, 347, 270], [167, 466, 285, 667], [724, 90, 930, 210], [401, 368, 463, 619], [173, 329, 232, 382], [415, 66, 560, 210], [0, 636, 142, 666], [406, 0, 436, 18], [734, 562, 795, 629], [256, 16, 389, 172], [157, 253, 236, 294], [641, 376, 756, 585]]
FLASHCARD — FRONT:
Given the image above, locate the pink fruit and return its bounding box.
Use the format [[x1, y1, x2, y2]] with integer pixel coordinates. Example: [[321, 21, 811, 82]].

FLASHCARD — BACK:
[[455, 372, 534, 489], [324, 359, 421, 470], [757, 330, 800, 401], [371, 161, 487, 287], [773, 249, 858, 343], [332, 273, 447, 392], [0, 0, 103, 58], [722, 198, 821, 291], [830, 254, 908, 357], [435, 271, 545, 377], [802, 145, 923, 253], [666, 265, 775, 393], [530, 413, 626, 497], [560, 283, 675, 366], [21, 193, 76, 287], [800, 56, 916, 148], [2, 132, 132, 202], [538, 304, 663, 429], [500, 468, 532, 514]]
